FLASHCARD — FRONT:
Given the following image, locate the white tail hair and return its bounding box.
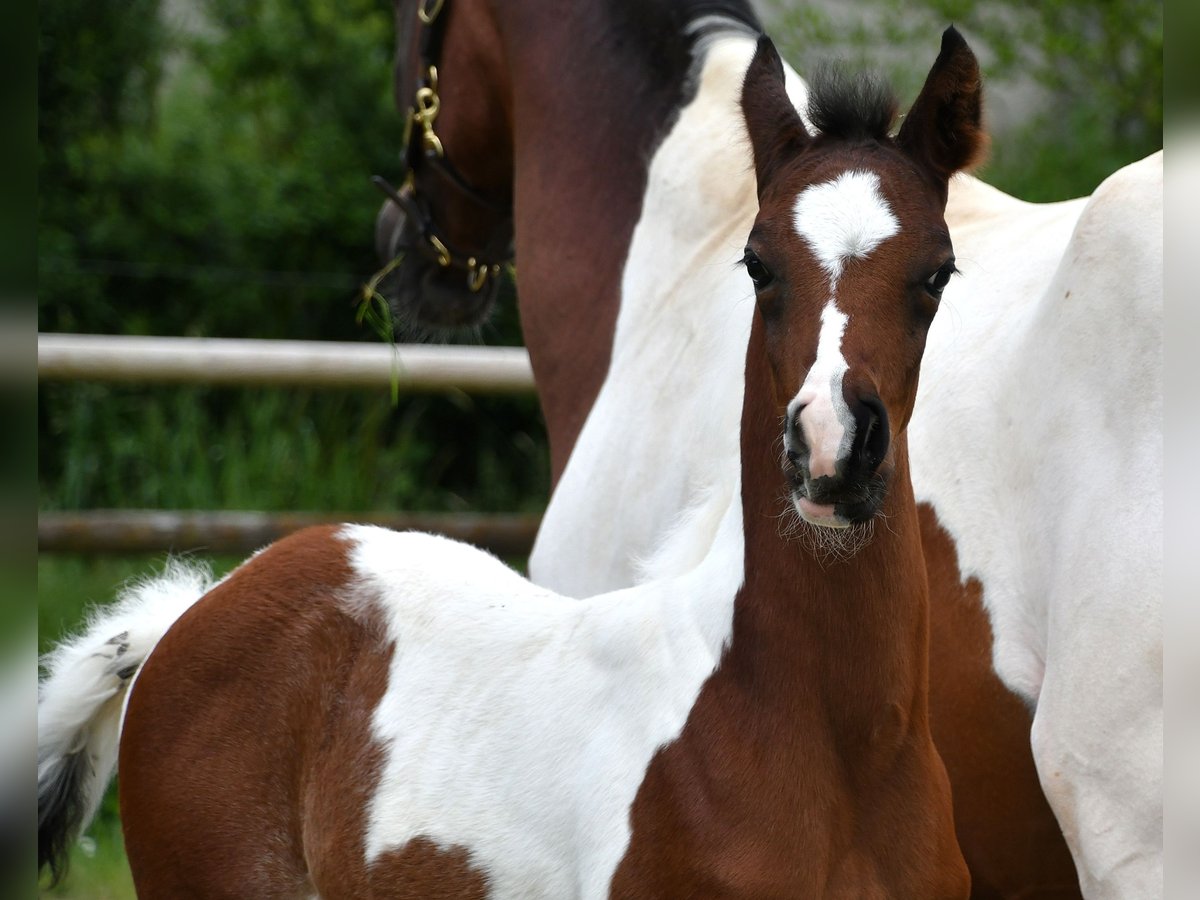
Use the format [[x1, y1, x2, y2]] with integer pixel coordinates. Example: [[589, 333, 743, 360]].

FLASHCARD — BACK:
[[38, 559, 214, 883]]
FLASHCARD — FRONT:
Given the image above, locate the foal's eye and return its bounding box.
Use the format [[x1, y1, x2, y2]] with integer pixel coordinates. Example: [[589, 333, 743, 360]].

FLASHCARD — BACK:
[[742, 250, 773, 290], [924, 260, 958, 299]]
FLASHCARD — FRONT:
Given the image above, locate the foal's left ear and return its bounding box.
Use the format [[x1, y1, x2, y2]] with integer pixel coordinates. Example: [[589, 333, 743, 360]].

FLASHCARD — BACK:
[[896, 27, 986, 188], [742, 36, 811, 197]]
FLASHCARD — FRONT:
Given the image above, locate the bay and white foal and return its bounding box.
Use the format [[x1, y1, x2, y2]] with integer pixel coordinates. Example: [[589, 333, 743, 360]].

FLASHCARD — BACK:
[[39, 34, 985, 898]]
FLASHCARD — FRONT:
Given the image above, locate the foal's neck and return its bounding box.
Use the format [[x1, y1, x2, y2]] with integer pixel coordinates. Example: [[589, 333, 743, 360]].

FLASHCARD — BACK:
[[733, 323, 930, 756]]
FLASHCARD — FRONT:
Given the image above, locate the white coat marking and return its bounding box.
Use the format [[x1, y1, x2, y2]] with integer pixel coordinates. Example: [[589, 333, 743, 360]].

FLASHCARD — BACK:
[[352, 480, 746, 898], [788, 303, 850, 479], [788, 171, 899, 478], [792, 169, 900, 288]]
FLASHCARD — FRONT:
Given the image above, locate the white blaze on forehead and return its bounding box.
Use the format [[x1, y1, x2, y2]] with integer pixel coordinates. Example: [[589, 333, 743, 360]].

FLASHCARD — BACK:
[[789, 302, 852, 479], [793, 169, 900, 287], [787, 169, 900, 480]]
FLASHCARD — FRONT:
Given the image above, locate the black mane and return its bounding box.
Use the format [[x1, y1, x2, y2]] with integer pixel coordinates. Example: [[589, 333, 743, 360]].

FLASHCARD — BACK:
[[807, 64, 898, 142], [606, 0, 761, 91]]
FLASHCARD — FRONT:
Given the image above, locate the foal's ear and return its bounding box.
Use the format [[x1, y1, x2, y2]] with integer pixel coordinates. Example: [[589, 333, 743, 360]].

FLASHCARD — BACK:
[[742, 36, 811, 196], [896, 27, 986, 186]]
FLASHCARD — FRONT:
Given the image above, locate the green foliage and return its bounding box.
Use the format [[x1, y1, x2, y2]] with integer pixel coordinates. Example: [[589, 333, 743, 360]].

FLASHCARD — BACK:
[[772, 0, 1162, 200], [40, 383, 548, 514], [38, 0, 545, 520], [38, 0, 402, 339]]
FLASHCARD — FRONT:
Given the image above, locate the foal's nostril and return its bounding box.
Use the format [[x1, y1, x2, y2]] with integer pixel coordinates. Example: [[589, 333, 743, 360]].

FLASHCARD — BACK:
[[788, 404, 806, 443], [855, 395, 889, 470], [785, 409, 808, 467]]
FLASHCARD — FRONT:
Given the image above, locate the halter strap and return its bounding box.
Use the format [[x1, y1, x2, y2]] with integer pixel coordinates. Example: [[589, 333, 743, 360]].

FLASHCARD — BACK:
[[375, 0, 514, 293]]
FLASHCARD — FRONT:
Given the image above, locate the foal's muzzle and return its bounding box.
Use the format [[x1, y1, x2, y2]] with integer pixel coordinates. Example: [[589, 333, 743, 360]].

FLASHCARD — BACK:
[[784, 391, 890, 526]]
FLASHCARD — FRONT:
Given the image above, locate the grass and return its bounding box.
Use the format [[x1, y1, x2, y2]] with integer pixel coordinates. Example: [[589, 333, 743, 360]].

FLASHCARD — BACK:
[[40, 800, 135, 900]]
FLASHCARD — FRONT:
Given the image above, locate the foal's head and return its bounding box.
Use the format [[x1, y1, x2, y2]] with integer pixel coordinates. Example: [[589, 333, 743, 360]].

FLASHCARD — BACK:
[[741, 28, 984, 529]]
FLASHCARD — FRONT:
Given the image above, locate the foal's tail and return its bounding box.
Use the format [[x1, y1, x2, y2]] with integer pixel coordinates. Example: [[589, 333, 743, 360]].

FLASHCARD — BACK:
[[37, 560, 215, 884]]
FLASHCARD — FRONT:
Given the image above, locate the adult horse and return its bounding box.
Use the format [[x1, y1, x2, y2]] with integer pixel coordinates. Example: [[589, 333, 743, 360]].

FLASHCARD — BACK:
[[374, 2, 1163, 897], [39, 38, 981, 895]]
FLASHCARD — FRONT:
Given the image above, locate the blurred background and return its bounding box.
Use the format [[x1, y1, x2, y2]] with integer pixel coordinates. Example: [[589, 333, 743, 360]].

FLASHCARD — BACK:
[[37, 0, 1161, 895]]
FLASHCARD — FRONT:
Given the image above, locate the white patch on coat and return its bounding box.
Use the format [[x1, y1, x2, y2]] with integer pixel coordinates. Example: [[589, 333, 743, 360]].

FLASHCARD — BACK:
[[792, 170, 900, 288], [787, 302, 851, 480], [348, 481, 745, 899], [529, 33, 779, 594]]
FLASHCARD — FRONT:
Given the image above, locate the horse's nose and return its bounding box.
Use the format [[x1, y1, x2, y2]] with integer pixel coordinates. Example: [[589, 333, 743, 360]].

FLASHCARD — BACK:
[[849, 393, 889, 473], [788, 383, 847, 479], [787, 388, 889, 480]]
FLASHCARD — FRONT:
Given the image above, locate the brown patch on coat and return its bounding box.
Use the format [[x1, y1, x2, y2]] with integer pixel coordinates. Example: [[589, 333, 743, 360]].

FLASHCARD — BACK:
[[119, 525, 490, 898], [920, 504, 1081, 899], [120, 526, 353, 896], [366, 838, 489, 900]]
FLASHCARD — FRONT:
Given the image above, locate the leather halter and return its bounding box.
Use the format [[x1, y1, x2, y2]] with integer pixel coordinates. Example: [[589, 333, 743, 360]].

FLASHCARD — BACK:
[[373, 0, 514, 292]]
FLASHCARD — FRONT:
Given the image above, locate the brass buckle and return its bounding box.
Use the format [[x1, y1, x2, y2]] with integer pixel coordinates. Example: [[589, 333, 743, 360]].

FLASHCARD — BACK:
[[412, 66, 444, 157], [428, 235, 453, 268], [418, 0, 445, 25], [468, 262, 501, 293]]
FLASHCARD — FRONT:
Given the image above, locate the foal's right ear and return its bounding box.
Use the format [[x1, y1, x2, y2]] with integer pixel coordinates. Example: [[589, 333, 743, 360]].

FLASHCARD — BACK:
[[741, 36, 811, 197]]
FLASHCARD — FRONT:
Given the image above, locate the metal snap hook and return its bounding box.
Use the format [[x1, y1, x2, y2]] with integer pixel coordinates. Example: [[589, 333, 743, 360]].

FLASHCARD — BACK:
[[418, 0, 445, 25]]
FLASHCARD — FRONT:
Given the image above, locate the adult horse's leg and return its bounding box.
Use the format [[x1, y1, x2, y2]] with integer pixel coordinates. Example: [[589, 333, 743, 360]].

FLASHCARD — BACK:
[[1021, 153, 1163, 900]]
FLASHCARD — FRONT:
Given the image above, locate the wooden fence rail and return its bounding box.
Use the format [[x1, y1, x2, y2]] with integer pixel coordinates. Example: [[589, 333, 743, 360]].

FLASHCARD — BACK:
[[37, 333, 536, 394], [39, 333, 542, 556], [38, 510, 542, 558]]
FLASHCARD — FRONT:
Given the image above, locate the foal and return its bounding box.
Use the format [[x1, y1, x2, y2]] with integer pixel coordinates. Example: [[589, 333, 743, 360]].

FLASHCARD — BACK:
[[39, 33, 982, 898]]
